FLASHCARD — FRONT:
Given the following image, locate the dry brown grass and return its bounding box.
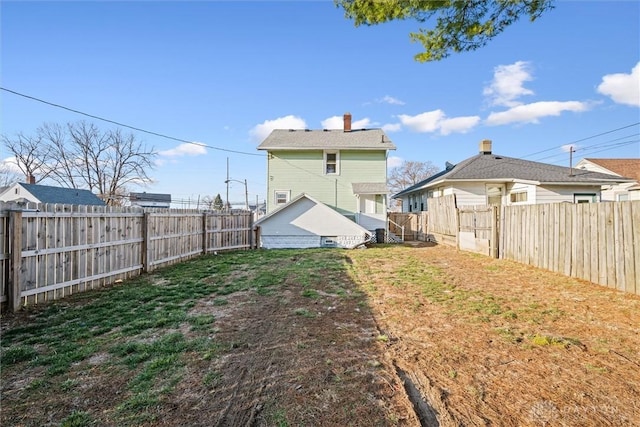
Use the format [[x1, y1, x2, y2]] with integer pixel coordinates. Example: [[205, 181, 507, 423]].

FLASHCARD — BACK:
[[347, 244, 640, 426]]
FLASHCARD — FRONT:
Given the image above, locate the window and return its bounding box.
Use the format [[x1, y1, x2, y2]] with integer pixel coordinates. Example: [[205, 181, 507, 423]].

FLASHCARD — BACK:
[[486, 185, 504, 206], [324, 151, 339, 175], [617, 193, 629, 201], [275, 190, 290, 205], [574, 193, 596, 203], [375, 194, 384, 214], [510, 191, 528, 203]]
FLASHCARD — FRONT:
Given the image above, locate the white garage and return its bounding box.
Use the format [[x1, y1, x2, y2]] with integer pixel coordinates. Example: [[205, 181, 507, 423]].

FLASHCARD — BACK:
[[255, 193, 372, 249]]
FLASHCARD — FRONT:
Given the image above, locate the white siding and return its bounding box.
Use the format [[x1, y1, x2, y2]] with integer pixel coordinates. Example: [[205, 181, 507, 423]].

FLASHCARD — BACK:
[[261, 235, 321, 249], [0, 184, 38, 203], [535, 185, 602, 204], [447, 183, 487, 206], [507, 182, 536, 205], [356, 213, 386, 231], [575, 159, 637, 201], [257, 196, 370, 249], [600, 182, 637, 201]]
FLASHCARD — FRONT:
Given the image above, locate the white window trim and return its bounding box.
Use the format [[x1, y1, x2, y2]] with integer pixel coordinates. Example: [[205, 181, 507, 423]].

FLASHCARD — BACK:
[[574, 193, 597, 203], [274, 190, 291, 205], [324, 150, 339, 175], [509, 191, 528, 203]]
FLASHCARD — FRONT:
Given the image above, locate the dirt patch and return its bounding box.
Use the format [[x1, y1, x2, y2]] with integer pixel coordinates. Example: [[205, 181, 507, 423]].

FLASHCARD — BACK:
[[155, 281, 419, 426], [348, 244, 640, 426]]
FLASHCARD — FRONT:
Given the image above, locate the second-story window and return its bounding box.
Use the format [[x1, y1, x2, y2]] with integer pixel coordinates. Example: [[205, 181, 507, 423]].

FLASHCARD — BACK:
[[324, 151, 339, 175]]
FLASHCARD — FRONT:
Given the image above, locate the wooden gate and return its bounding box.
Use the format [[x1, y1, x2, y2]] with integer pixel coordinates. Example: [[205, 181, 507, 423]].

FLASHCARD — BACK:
[[458, 205, 498, 257]]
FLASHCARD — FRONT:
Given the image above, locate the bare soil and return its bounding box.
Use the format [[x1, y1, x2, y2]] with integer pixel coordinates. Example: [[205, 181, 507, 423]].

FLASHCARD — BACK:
[[2, 244, 639, 426], [350, 243, 640, 426]]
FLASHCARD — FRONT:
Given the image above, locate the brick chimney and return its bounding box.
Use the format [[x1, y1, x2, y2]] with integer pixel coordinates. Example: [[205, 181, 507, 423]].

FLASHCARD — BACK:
[[27, 174, 36, 184], [343, 112, 352, 132], [479, 139, 492, 155]]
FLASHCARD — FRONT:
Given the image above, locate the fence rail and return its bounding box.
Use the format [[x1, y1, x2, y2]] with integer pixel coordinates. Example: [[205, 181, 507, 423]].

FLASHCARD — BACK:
[[500, 201, 639, 295], [391, 199, 639, 295], [1, 202, 254, 312]]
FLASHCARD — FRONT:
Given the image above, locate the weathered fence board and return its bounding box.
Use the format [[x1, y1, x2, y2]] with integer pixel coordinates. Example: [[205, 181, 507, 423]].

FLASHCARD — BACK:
[[500, 201, 639, 295], [1, 203, 254, 311], [391, 199, 638, 295]]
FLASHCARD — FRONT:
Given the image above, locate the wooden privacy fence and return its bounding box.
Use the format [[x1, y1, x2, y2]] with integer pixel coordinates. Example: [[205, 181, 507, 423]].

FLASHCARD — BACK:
[[391, 199, 639, 295], [500, 201, 639, 295], [1, 203, 254, 312]]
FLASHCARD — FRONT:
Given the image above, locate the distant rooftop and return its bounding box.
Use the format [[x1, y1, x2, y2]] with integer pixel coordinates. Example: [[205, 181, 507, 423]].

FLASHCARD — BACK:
[[20, 183, 105, 206], [257, 129, 396, 151]]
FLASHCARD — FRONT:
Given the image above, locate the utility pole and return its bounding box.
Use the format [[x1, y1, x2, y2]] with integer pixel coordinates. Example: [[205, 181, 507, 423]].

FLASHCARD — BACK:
[[244, 179, 249, 211], [569, 146, 575, 177], [226, 157, 230, 210]]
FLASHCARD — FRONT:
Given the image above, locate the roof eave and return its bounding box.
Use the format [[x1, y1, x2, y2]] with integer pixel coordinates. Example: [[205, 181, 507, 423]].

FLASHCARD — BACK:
[[258, 146, 396, 151]]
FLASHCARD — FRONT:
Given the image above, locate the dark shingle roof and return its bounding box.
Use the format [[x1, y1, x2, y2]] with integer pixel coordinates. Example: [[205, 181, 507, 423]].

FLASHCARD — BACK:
[[257, 129, 396, 150], [21, 183, 105, 206], [130, 192, 172, 203], [393, 153, 632, 198]]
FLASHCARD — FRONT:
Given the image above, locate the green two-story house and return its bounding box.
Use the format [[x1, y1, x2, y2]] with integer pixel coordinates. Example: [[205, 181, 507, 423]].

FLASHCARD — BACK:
[[257, 113, 396, 232]]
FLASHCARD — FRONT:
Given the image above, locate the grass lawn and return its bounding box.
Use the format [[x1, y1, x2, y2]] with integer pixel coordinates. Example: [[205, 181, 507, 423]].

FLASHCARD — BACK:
[[2, 244, 639, 426]]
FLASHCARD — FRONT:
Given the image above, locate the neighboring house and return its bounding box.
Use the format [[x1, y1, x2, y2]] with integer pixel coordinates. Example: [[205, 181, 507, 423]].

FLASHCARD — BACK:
[[257, 112, 396, 232], [0, 182, 106, 206], [575, 158, 640, 201], [255, 193, 371, 249], [393, 140, 632, 211], [130, 192, 172, 208]]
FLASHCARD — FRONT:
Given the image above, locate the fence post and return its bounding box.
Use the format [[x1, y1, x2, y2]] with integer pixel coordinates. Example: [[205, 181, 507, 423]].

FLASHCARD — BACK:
[[142, 212, 153, 273], [490, 205, 499, 258], [254, 225, 261, 249], [202, 213, 208, 254], [8, 210, 22, 312], [248, 212, 254, 249]]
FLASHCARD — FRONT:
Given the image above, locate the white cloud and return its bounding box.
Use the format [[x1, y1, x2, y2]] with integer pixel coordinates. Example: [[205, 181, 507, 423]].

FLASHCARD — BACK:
[[485, 101, 590, 126], [158, 142, 207, 157], [321, 115, 372, 130], [398, 110, 480, 135], [352, 118, 372, 129], [380, 95, 405, 105], [483, 61, 534, 107], [561, 144, 578, 153], [597, 62, 640, 107], [1, 156, 23, 174], [382, 123, 402, 132], [398, 110, 445, 132], [250, 115, 307, 142], [387, 156, 403, 168], [439, 116, 482, 135]]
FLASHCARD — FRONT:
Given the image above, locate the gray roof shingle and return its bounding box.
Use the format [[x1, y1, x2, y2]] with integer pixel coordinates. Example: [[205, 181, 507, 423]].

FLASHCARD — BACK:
[[352, 182, 389, 194], [21, 183, 106, 206], [257, 129, 396, 150], [394, 153, 632, 198]]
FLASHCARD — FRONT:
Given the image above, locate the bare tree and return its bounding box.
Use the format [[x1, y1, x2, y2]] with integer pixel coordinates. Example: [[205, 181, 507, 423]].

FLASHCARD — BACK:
[[388, 160, 440, 196], [0, 161, 21, 186], [1, 131, 54, 183], [2, 121, 156, 205]]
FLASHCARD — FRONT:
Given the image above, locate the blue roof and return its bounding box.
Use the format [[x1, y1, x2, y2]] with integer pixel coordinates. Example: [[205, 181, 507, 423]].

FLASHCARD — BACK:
[[21, 183, 106, 206]]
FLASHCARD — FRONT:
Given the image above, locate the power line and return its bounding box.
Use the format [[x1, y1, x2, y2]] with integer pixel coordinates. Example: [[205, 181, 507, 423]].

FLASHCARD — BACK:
[[1, 86, 265, 157], [521, 122, 640, 159], [532, 134, 639, 163]]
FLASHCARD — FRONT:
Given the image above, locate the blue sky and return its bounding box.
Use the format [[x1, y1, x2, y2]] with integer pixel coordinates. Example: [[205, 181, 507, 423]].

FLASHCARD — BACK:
[[2, 1, 639, 207]]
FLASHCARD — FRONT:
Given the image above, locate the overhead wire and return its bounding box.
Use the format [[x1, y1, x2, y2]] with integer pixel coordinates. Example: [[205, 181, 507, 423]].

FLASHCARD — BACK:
[[0, 87, 265, 157], [520, 122, 640, 159]]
